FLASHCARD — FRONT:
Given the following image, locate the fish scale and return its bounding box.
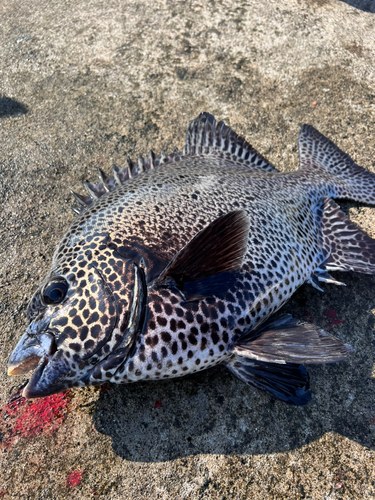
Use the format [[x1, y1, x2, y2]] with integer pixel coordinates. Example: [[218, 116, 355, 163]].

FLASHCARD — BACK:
[[8, 112, 375, 405]]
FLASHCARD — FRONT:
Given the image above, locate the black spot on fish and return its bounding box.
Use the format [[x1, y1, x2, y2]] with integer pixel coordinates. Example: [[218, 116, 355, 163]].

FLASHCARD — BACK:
[[161, 331, 171, 343], [91, 325, 101, 338], [171, 341, 178, 355], [70, 343, 81, 352], [188, 334, 197, 345], [201, 337, 207, 350], [211, 330, 219, 344], [200, 323, 209, 334], [170, 318, 177, 332], [157, 316, 167, 327]]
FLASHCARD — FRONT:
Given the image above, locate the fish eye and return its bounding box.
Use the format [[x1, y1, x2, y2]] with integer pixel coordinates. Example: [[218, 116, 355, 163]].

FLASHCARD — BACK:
[[42, 279, 69, 305]]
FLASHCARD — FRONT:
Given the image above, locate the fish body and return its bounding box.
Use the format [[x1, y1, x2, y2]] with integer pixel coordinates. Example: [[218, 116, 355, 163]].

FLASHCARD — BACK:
[[8, 113, 375, 404]]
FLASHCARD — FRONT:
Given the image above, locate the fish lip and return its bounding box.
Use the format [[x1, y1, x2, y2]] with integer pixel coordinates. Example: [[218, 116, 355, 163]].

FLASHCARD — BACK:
[[7, 329, 56, 377], [22, 357, 48, 398], [21, 356, 66, 399], [8, 354, 43, 376]]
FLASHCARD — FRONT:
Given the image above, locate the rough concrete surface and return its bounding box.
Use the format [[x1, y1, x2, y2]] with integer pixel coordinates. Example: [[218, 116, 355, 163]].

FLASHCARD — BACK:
[[0, 0, 375, 498]]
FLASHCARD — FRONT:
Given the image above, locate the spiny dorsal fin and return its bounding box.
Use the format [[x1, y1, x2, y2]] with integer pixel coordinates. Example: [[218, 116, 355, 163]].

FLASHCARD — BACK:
[[156, 210, 250, 289], [71, 113, 276, 215], [71, 148, 182, 215], [183, 112, 278, 173]]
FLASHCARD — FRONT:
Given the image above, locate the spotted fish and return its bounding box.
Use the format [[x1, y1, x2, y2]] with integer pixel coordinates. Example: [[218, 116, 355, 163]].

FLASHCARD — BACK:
[[8, 113, 375, 405]]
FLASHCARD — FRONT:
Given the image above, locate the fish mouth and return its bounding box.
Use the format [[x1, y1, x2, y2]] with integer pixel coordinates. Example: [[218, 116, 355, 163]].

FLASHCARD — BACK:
[[7, 330, 59, 398], [7, 354, 42, 376], [21, 355, 68, 399], [8, 330, 56, 376]]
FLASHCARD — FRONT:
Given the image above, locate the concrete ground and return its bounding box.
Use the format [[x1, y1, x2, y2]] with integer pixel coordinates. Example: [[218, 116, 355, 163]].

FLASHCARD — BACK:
[[0, 0, 374, 498]]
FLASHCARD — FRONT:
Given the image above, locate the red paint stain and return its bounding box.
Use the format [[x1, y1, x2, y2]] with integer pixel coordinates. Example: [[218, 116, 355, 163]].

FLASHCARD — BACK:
[[0, 390, 70, 448], [304, 311, 314, 323], [154, 399, 162, 409], [66, 470, 85, 489], [99, 384, 111, 392], [324, 309, 345, 327]]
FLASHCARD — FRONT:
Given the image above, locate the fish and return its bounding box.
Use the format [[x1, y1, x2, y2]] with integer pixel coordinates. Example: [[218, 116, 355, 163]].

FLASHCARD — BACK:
[[7, 112, 375, 405]]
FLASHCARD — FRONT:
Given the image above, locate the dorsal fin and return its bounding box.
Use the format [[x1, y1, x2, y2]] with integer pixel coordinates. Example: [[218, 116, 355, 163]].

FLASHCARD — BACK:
[[71, 113, 276, 215], [183, 112, 278, 173], [298, 125, 358, 173], [71, 149, 182, 214]]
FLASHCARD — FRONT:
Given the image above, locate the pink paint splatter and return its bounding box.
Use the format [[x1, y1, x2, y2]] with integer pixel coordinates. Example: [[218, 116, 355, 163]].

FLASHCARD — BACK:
[[154, 399, 162, 409], [324, 309, 345, 327], [66, 470, 85, 489], [304, 311, 314, 323], [0, 390, 70, 448], [99, 384, 111, 392]]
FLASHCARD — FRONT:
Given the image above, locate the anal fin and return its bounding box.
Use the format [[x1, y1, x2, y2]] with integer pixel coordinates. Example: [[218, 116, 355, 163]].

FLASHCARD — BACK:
[[307, 275, 324, 292], [323, 198, 375, 274]]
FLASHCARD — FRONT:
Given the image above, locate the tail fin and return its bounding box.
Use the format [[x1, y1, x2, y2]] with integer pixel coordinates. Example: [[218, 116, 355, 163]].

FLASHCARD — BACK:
[[298, 125, 375, 205]]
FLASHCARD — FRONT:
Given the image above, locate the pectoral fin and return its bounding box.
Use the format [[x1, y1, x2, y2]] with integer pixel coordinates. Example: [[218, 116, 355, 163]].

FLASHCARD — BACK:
[[155, 210, 249, 294]]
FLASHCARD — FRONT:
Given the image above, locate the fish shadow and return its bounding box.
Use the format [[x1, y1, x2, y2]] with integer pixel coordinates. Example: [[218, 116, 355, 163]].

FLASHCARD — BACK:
[[0, 96, 28, 118], [93, 272, 375, 461], [338, 0, 375, 13]]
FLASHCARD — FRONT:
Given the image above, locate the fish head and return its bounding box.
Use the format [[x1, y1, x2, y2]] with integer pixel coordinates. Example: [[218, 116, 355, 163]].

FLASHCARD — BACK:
[[8, 242, 143, 398]]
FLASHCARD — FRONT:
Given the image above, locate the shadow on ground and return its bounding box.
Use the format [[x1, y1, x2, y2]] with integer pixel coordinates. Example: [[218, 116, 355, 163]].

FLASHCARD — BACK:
[[338, 0, 375, 12], [0, 96, 28, 118], [93, 270, 375, 462]]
